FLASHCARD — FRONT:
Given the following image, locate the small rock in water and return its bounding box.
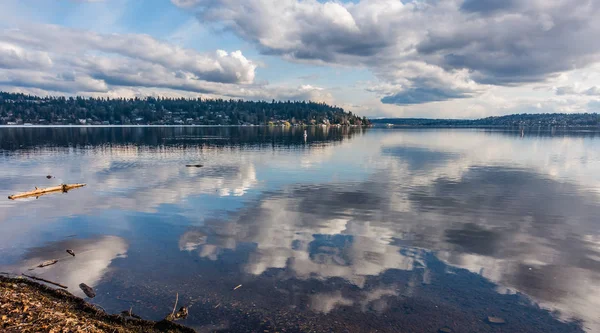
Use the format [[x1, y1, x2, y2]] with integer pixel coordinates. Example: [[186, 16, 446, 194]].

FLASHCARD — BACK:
[[175, 306, 189, 320], [79, 283, 96, 298], [185, 164, 203, 168], [66, 249, 75, 257], [46, 175, 52, 179], [487, 316, 506, 325], [438, 327, 453, 333]]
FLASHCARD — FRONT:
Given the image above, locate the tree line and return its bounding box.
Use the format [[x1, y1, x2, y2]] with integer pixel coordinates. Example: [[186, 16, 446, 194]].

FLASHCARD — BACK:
[[371, 113, 600, 127], [0, 92, 369, 126]]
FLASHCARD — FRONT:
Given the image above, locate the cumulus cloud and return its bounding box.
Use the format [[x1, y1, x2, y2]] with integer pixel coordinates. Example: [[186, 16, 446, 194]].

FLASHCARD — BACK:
[[277, 84, 335, 104], [369, 61, 482, 105], [0, 24, 258, 96], [0, 23, 338, 103], [0, 41, 52, 70], [173, 0, 600, 105]]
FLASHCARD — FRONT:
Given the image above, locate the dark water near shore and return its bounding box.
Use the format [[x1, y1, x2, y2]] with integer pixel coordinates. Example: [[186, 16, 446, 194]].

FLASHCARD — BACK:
[[1, 126, 599, 332]]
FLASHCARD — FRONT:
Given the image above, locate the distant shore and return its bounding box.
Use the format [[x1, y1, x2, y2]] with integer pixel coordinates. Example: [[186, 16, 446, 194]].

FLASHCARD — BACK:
[[3, 124, 600, 131], [371, 124, 600, 129], [0, 124, 368, 128]]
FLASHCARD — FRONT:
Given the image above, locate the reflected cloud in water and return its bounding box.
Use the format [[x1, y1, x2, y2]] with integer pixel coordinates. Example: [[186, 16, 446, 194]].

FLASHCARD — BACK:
[[178, 143, 600, 331], [1, 127, 600, 332], [7, 236, 128, 298]]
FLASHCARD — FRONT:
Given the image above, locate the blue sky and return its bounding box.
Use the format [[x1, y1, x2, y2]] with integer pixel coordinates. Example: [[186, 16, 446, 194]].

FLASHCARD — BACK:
[[1, 0, 600, 118]]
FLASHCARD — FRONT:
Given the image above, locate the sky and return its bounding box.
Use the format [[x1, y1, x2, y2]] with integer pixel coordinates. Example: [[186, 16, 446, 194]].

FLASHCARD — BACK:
[[1, 0, 600, 118]]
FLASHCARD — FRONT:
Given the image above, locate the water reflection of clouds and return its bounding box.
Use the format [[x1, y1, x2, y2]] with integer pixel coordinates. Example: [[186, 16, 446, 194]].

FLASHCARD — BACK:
[[380, 130, 600, 196], [179, 185, 422, 288], [2, 128, 600, 331], [0, 139, 364, 224], [178, 143, 600, 330], [7, 236, 128, 298]]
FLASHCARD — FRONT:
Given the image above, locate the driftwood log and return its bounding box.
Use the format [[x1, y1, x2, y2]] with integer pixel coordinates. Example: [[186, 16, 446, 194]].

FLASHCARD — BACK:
[[8, 184, 86, 200], [37, 259, 58, 268]]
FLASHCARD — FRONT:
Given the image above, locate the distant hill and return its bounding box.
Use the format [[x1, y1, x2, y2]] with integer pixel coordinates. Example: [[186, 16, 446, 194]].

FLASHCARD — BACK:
[[0, 92, 369, 126], [370, 113, 600, 127]]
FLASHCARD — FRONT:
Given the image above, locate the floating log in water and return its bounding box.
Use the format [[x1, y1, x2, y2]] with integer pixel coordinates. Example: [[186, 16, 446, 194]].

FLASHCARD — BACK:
[[185, 164, 203, 168], [37, 259, 58, 268], [66, 249, 75, 257], [8, 184, 86, 200], [22, 274, 68, 289]]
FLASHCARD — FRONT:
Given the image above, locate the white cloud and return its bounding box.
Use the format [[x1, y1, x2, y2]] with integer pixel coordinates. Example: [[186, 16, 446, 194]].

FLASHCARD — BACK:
[[0, 41, 53, 69], [173, 0, 600, 106], [0, 24, 257, 85], [1, 0, 599, 116], [0, 23, 340, 103]]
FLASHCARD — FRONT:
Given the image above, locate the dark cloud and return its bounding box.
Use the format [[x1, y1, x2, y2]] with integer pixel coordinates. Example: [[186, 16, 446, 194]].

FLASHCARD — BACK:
[[173, 0, 600, 102], [556, 85, 600, 96], [418, 1, 600, 85], [380, 87, 472, 105]]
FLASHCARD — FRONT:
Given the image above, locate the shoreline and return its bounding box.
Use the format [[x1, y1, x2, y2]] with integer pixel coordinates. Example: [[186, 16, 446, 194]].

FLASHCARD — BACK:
[[0, 276, 195, 333], [1, 124, 600, 130]]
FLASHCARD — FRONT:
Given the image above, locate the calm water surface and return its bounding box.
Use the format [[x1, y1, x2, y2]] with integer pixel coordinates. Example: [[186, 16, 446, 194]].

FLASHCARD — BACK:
[[1, 127, 599, 332]]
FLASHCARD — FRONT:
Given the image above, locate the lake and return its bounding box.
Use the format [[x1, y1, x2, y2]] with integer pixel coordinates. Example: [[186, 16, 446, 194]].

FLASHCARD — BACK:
[[0, 126, 599, 333]]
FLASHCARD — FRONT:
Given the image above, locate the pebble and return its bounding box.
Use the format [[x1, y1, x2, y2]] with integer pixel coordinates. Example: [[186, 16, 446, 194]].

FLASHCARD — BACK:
[[487, 316, 506, 324]]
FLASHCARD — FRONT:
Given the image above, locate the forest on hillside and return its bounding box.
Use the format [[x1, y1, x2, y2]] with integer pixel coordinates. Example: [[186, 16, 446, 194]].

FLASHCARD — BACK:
[[371, 113, 600, 127], [0, 92, 368, 126]]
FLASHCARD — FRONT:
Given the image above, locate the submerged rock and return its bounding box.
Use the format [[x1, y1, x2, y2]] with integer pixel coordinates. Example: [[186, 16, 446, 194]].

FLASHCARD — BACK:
[[487, 316, 506, 324], [175, 306, 188, 320], [79, 283, 96, 298], [166, 306, 189, 321]]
